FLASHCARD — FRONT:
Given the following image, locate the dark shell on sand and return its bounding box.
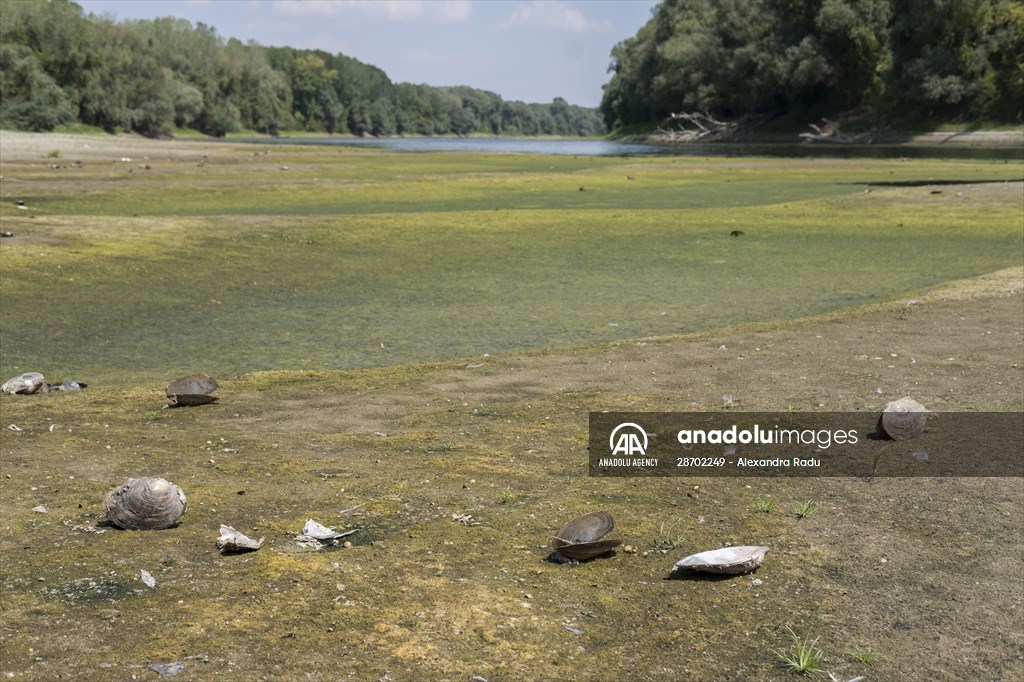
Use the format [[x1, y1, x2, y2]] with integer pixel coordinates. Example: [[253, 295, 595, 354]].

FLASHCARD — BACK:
[[166, 374, 218, 406], [552, 511, 621, 561]]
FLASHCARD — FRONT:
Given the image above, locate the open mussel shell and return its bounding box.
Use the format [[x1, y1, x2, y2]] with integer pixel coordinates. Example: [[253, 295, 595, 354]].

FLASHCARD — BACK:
[[104, 477, 187, 530], [166, 373, 218, 406], [217, 525, 264, 553], [878, 397, 928, 440], [552, 511, 621, 561], [672, 545, 769, 575], [2, 372, 45, 395]]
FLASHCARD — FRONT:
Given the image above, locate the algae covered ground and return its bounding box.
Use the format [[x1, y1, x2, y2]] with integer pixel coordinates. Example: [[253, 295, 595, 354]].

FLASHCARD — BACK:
[[0, 132, 1022, 681]]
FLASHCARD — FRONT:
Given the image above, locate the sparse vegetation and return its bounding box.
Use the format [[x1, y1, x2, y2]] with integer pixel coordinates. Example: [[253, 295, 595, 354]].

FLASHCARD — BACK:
[[653, 518, 687, 550], [0, 132, 1020, 681], [500, 486, 513, 505], [753, 495, 777, 513], [850, 646, 876, 665], [869, 451, 885, 481], [794, 500, 817, 518], [773, 627, 825, 675]]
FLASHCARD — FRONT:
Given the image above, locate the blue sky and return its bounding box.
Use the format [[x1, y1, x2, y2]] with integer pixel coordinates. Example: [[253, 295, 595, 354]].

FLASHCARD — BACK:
[[75, 0, 659, 108]]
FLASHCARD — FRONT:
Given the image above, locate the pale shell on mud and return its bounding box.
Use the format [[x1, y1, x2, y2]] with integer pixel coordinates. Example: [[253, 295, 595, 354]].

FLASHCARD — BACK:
[[552, 511, 622, 561], [104, 477, 187, 530], [2, 372, 45, 395], [295, 519, 360, 548], [672, 545, 769, 575], [216, 525, 264, 553], [879, 397, 928, 440], [166, 373, 218, 407]]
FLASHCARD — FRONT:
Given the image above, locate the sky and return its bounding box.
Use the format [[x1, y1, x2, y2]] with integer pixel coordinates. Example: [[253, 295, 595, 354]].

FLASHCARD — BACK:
[[74, 0, 659, 108]]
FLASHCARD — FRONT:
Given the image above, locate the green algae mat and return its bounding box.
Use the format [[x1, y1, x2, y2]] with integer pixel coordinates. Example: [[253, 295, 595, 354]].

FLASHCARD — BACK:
[[1, 135, 1021, 385]]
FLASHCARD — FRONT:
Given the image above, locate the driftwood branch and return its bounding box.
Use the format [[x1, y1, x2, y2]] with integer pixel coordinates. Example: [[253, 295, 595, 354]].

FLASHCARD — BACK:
[[647, 111, 770, 144], [648, 111, 739, 143], [799, 118, 871, 144]]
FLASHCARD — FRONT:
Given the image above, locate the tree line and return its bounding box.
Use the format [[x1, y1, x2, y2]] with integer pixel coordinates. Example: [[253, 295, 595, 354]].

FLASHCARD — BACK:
[[601, 0, 1023, 129], [0, 0, 605, 137]]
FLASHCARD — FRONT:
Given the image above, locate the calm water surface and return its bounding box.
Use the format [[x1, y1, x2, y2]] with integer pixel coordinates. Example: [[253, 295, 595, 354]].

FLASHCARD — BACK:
[[252, 135, 1022, 160]]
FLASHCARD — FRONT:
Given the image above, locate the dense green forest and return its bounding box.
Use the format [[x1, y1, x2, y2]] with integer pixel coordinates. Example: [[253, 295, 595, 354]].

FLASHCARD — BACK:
[[602, 0, 1023, 128], [0, 0, 605, 137]]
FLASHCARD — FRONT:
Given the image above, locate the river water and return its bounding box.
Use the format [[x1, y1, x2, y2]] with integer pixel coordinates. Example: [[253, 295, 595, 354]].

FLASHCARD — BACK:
[[249, 135, 1022, 160]]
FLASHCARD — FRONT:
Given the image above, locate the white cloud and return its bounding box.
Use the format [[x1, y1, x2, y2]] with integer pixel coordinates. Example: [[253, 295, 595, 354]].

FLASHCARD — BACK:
[[501, 1, 613, 33], [272, 0, 470, 22]]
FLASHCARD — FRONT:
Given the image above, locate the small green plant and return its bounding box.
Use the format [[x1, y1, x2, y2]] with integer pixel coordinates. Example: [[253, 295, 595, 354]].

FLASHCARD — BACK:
[[773, 627, 825, 675], [722, 394, 735, 408], [45, 149, 60, 158], [868, 451, 884, 481], [653, 518, 686, 549], [437, 440, 460, 452], [794, 500, 816, 518], [850, 646, 876, 664], [752, 495, 776, 513], [500, 486, 513, 505]]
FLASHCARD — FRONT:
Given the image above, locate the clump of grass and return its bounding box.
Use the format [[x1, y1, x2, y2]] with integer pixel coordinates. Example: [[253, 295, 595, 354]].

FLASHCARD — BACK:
[[794, 500, 816, 518], [868, 451, 884, 481], [722, 394, 735, 408], [752, 495, 777, 513], [436, 440, 460, 452], [849, 646, 876, 665], [653, 518, 686, 550], [45, 149, 60, 158], [500, 486, 513, 505], [773, 626, 825, 675]]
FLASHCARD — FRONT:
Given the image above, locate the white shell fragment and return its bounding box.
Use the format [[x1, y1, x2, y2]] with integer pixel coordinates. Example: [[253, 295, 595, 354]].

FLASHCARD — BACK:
[[879, 397, 928, 440], [104, 477, 187, 530], [295, 518, 359, 548], [2, 372, 45, 395], [217, 525, 264, 553], [673, 546, 769, 575], [140, 569, 156, 588]]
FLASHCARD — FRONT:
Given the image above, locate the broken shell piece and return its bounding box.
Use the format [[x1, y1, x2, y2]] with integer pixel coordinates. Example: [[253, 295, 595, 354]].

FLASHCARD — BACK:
[[217, 525, 264, 553], [166, 373, 218, 407], [551, 511, 622, 562], [295, 519, 359, 548], [43, 380, 88, 392], [673, 545, 769, 575], [104, 477, 187, 530], [2, 372, 45, 395], [879, 397, 928, 440], [302, 519, 346, 540]]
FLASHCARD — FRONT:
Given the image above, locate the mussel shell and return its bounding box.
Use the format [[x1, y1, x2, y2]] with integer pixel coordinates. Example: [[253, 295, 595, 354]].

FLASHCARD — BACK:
[[554, 511, 614, 544], [878, 397, 927, 440], [552, 537, 622, 561], [552, 511, 620, 560], [673, 545, 769, 575], [166, 374, 218, 398], [104, 477, 187, 530], [170, 393, 219, 406], [2, 372, 45, 395], [301, 519, 345, 540], [217, 525, 263, 552]]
